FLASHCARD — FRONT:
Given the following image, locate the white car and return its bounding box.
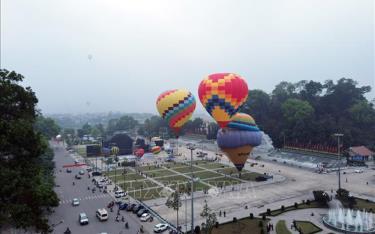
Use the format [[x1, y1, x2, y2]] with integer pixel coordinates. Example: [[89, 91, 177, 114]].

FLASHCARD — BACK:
[[115, 190, 126, 198], [354, 169, 364, 173], [96, 208, 108, 221], [153, 223, 169, 233], [72, 198, 80, 206], [140, 213, 152, 222], [79, 213, 89, 225]]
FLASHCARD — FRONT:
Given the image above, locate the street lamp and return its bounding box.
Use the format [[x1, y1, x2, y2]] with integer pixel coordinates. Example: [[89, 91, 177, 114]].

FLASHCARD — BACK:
[[334, 133, 344, 191], [187, 144, 196, 233]]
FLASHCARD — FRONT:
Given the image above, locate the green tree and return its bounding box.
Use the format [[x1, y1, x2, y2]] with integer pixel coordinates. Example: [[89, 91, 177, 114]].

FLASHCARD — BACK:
[[200, 200, 217, 234], [34, 116, 61, 138], [281, 98, 314, 123], [0, 69, 59, 233], [165, 191, 182, 229]]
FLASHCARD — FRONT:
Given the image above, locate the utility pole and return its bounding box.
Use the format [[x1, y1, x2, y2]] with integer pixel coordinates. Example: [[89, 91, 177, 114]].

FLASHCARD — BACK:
[[334, 133, 344, 191], [188, 145, 196, 232]]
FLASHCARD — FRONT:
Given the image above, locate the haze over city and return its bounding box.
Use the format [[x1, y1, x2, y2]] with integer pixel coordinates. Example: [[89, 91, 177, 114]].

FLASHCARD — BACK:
[[2, 0, 374, 114]]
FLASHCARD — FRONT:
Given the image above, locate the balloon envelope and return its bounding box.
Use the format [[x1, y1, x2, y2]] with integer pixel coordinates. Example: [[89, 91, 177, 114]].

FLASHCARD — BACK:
[[135, 148, 145, 158], [151, 146, 161, 154], [217, 128, 262, 148], [198, 73, 248, 128], [221, 145, 253, 171], [156, 89, 196, 135], [111, 146, 120, 155]]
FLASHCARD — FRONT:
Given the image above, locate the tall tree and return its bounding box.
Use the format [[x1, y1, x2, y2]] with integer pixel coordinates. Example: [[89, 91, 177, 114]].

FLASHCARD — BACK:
[[200, 200, 217, 234], [0, 69, 58, 233], [165, 191, 182, 230]]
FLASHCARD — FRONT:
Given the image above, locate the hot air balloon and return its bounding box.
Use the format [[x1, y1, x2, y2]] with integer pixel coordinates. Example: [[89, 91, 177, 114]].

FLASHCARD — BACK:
[[151, 146, 161, 154], [198, 73, 248, 128], [56, 134, 62, 141], [217, 113, 262, 172], [134, 148, 145, 158], [156, 89, 196, 136]]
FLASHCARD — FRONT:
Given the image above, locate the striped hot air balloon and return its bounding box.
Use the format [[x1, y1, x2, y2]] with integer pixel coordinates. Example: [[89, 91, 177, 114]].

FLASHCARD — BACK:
[[217, 113, 262, 171], [156, 89, 196, 136], [198, 73, 248, 128], [151, 146, 161, 154]]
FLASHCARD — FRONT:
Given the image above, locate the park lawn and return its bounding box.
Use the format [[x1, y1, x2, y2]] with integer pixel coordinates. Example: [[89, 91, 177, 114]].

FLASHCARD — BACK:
[[185, 170, 222, 180], [295, 221, 322, 234], [238, 172, 262, 181], [204, 176, 242, 187], [340, 197, 375, 211], [276, 220, 291, 234], [163, 162, 187, 168], [172, 166, 203, 174], [195, 162, 229, 170], [120, 180, 159, 191], [128, 187, 165, 201], [156, 175, 190, 185], [169, 182, 211, 192], [138, 165, 163, 171], [212, 218, 268, 234], [144, 169, 177, 178], [108, 172, 144, 181]]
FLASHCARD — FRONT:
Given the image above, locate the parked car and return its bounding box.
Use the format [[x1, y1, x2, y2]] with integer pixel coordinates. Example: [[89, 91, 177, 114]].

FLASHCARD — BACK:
[[137, 208, 148, 217], [96, 208, 108, 221], [119, 203, 128, 210], [115, 190, 126, 198], [140, 213, 152, 222], [79, 170, 85, 175], [92, 171, 102, 176], [75, 174, 81, 179], [79, 213, 89, 225], [355, 169, 364, 173], [153, 223, 169, 233], [126, 203, 136, 212], [133, 205, 144, 213], [86, 167, 92, 172], [66, 168, 72, 173], [72, 198, 80, 206]]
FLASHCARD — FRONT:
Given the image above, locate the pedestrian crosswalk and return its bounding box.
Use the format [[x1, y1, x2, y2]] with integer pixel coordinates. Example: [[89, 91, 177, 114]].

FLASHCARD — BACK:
[[59, 193, 110, 204]]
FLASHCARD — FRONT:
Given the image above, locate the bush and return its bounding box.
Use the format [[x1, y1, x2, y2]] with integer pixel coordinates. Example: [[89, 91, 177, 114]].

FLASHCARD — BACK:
[[215, 222, 219, 228], [262, 214, 266, 220], [281, 205, 285, 211], [194, 225, 201, 234], [306, 199, 311, 205], [233, 217, 237, 223], [260, 229, 264, 234], [250, 213, 254, 219], [294, 202, 298, 209], [258, 221, 263, 227], [267, 209, 271, 215], [313, 190, 330, 205]]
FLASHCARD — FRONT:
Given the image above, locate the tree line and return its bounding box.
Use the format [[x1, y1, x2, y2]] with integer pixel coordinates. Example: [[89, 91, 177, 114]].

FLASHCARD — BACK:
[[0, 69, 60, 233], [242, 78, 375, 149]]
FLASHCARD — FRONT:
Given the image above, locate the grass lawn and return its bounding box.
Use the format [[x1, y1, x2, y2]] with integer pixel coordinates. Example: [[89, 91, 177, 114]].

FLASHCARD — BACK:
[[276, 220, 291, 234], [171, 166, 203, 174], [204, 176, 242, 187], [108, 172, 145, 182], [119, 180, 159, 191], [138, 165, 163, 171], [340, 197, 375, 211], [212, 218, 268, 234], [128, 187, 165, 201], [194, 162, 229, 169], [163, 162, 187, 168], [169, 182, 210, 192], [144, 169, 177, 178], [237, 172, 262, 181], [295, 221, 322, 234], [156, 175, 190, 185], [185, 170, 221, 180]]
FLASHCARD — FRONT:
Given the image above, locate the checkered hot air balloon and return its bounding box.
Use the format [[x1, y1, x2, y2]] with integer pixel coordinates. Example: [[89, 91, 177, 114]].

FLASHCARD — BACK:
[[156, 89, 196, 136], [198, 73, 248, 128]]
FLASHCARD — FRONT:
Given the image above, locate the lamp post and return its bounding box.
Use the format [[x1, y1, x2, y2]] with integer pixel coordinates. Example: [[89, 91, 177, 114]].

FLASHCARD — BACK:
[[334, 133, 344, 191], [187, 144, 196, 232]]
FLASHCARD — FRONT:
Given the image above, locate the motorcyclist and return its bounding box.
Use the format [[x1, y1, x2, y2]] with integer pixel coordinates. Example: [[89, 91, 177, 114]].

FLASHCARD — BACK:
[[125, 222, 129, 229], [72, 181, 75, 186], [121, 216, 125, 222], [87, 186, 90, 190], [64, 227, 71, 234]]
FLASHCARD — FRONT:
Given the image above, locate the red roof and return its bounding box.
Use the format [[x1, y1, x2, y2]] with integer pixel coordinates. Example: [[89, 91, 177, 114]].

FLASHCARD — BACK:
[[349, 146, 374, 156]]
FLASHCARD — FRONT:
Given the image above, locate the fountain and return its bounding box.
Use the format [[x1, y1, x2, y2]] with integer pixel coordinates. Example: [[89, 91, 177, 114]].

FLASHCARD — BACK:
[[323, 208, 375, 233]]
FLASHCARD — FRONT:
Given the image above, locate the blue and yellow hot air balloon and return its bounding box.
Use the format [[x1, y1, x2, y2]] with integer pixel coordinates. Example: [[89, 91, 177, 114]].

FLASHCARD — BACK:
[[156, 89, 196, 136], [217, 113, 262, 171]]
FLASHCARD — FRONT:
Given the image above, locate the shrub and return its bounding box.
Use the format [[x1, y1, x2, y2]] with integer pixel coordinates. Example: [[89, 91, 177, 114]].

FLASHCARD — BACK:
[[258, 221, 263, 227], [306, 199, 311, 205], [233, 217, 237, 223], [267, 209, 271, 215], [215, 222, 219, 228], [262, 214, 266, 220], [281, 205, 285, 211], [260, 229, 264, 234], [294, 202, 298, 209], [250, 213, 254, 219]]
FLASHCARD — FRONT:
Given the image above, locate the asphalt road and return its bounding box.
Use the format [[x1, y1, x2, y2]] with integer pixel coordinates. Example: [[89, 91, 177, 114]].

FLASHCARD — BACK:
[[48, 142, 149, 234]]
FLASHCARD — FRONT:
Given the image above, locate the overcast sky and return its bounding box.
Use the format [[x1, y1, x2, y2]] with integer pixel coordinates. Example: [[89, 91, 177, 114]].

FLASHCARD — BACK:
[[1, 0, 374, 115]]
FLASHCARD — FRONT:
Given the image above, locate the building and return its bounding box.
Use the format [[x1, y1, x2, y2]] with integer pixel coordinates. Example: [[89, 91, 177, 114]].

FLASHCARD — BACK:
[[347, 146, 374, 165]]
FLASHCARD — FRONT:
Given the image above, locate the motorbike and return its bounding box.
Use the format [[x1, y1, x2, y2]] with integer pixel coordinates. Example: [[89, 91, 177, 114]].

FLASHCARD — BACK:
[[64, 228, 71, 234], [107, 201, 114, 208], [125, 222, 129, 229]]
